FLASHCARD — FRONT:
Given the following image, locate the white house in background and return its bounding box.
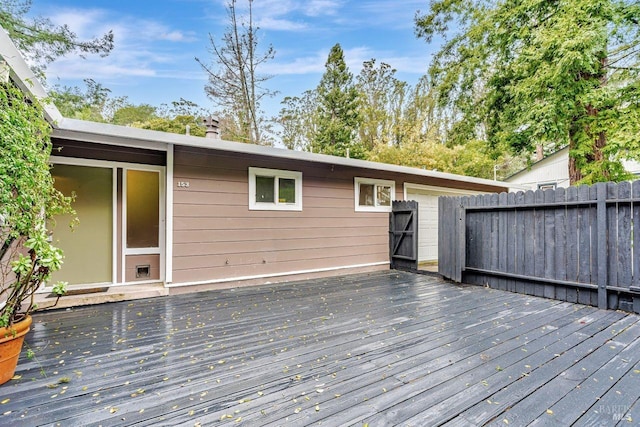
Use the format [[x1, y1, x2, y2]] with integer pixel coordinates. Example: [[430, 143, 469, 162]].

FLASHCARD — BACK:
[[506, 146, 640, 190]]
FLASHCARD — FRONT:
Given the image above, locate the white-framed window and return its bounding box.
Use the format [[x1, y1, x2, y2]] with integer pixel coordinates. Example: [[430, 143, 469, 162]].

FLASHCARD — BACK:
[[538, 182, 557, 191], [249, 167, 303, 211], [354, 177, 395, 212]]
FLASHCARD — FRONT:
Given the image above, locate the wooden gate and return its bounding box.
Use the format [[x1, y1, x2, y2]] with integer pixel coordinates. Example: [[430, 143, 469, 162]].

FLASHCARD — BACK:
[[389, 200, 418, 271]]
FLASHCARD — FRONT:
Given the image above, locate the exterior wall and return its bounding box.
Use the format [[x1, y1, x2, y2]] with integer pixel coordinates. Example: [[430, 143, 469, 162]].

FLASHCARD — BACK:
[[171, 146, 506, 287], [507, 148, 640, 190], [506, 149, 569, 190], [171, 147, 392, 285]]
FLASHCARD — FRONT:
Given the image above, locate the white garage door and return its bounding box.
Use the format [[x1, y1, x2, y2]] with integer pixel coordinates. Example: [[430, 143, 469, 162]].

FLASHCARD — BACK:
[[406, 187, 483, 262]]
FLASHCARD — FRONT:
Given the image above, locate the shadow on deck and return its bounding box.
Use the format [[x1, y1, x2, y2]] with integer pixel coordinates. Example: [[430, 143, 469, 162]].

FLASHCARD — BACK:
[[1, 270, 639, 426]]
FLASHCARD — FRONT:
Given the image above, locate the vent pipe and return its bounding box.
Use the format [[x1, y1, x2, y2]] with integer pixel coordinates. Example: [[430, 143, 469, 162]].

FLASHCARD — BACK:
[[203, 116, 220, 139]]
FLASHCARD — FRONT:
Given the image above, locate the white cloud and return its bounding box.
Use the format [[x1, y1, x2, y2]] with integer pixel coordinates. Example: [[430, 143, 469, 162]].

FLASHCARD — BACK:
[[302, 0, 342, 17], [267, 45, 428, 77], [257, 17, 307, 31], [42, 7, 200, 83]]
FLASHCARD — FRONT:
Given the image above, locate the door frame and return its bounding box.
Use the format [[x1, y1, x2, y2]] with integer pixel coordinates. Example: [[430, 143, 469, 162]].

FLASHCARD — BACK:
[[50, 156, 166, 287]]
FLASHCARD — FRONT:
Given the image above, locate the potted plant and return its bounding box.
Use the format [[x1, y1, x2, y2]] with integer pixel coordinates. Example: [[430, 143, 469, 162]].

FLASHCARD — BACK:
[[0, 77, 73, 385]]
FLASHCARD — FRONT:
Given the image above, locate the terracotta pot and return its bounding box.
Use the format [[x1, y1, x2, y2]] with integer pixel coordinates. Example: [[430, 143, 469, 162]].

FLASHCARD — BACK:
[[0, 315, 32, 386]]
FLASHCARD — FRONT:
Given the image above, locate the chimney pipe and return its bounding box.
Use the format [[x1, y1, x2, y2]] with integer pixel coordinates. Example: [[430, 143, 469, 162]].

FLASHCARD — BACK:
[[203, 116, 220, 139]]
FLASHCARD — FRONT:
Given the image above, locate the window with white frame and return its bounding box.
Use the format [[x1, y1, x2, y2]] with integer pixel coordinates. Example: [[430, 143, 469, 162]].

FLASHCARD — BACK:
[[354, 177, 395, 212], [538, 182, 557, 191], [249, 167, 303, 211]]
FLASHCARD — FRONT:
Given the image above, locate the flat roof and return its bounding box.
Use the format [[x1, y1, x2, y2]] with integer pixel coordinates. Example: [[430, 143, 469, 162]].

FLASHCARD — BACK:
[[53, 117, 510, 190]]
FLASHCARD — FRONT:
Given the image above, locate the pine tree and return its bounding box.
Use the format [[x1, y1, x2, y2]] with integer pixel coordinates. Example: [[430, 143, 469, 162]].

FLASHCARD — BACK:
[[313, 43, 364, 158]]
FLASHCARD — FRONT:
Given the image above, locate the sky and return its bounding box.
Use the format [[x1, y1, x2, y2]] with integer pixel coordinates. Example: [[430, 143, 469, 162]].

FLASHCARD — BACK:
[[29, 0, 440, 120]]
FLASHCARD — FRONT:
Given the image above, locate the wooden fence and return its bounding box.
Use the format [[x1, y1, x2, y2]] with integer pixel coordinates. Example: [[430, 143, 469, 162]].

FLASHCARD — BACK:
[[438, 181, 640, 313]]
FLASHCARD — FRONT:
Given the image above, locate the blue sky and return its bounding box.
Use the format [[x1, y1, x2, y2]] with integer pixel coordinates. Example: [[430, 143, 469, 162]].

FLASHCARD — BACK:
[[30, 0, 439, 119]]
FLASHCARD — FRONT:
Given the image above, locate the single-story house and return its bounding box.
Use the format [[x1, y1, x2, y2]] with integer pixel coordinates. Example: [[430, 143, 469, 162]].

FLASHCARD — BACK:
[[506, 146, 640, 190], [1, 29, 511, 300]]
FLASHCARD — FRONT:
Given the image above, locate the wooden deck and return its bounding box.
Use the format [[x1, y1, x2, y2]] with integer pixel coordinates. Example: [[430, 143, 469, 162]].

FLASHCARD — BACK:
[[2, 271, 639, 426]]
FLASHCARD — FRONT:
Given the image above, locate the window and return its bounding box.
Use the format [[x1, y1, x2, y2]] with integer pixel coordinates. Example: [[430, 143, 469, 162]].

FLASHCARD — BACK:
[[249, 167, 302, 211], [355, 177, 395, 212], [538, 182, 557, 191]]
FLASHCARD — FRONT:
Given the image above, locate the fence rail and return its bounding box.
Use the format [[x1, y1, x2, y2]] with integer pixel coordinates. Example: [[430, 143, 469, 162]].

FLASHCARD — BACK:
[[438, 181, 640, 313]]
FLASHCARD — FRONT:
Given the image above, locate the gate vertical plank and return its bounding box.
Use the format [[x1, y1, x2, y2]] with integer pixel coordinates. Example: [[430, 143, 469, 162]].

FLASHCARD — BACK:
[[464, 196, 477, 285], [490, 193, 500, 290], [566, 186, 579, 303], [534, 189, 545, 297], [543, 189, 556, 299], [577, 185, 592, 305], [596, 183, 608, 309], [617, 182, 632, 307], [554, 187, 567, 302], [523, 190, 535, 296], [607, 183, 619, 299], [497, 192, 508, 290], [482, 194, 492, 275], [456, 199, 465, 283], [515, 191, 526, 294], [437, 197, 446, 277], [633, 181, 640, 313], [506, 192, 516, 292], [589, 184, 607, 307]]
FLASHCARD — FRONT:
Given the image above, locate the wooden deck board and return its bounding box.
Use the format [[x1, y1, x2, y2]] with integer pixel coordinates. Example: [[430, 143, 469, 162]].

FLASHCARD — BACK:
[[1, 270, 639, 426]]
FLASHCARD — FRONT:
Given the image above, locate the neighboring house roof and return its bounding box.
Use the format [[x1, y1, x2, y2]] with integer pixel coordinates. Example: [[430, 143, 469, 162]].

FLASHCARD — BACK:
[[1, 27, 511, 192]]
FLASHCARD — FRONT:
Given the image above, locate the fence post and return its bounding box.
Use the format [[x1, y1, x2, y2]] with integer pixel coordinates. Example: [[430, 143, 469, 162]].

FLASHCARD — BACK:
[[596, 183, 608, 309]]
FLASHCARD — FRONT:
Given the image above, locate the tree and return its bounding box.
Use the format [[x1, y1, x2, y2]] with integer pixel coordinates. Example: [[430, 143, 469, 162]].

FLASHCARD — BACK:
[[134, 115, 206, 137], [196, 0, 275, 145], [50, 79, 127, 122], [416, 0, 640, 184], [112, 104, 157, 126], [0, 0, 113, 73], [356, 59, 408, 150], [278, 91, 319, 151], [313, 43, 364, 158]]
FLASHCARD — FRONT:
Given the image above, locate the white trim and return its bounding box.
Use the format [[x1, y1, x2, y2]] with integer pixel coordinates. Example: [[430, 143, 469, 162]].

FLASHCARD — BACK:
[[112, 168, 118, 284], [126, 247, 161, 255], [403, 183, 488, 199], [0, 28, 63, 123], [122, 168, 165, 284], [248, 167, 303, 211], [165, 261, 389, 288], [354, 177, 395, 212], [122, 169, 127, 283], [165, 144, 174, 284]]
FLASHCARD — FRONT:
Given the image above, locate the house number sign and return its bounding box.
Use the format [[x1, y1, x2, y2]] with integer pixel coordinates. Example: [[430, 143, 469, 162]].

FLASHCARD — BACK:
[[177, 181, 190, 188]]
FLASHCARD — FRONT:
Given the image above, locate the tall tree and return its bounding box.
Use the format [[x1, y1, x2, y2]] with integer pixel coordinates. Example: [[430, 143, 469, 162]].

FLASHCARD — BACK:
[[416, 0, 640, 184], [356, 59, 408, 150], [278, 90, 319, 151], [196, 0, 275, 145], [0, 0, 113, 72], [313, 43, 363, 158]]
